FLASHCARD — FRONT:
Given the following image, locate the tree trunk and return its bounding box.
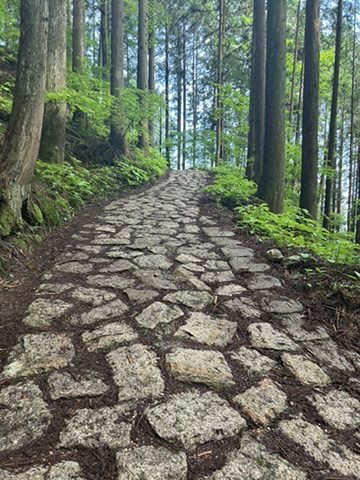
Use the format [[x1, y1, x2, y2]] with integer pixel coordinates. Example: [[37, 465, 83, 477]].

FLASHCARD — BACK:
[[137, 0, 149, 150], [299, 0, 320, 219], [0, 0, 49, 237], [110, 0, 127, 156], [182, 25, 187, 170], [289, 0, 301, 137], [39, 0, 67, 165], [100, 0, 109, 68], [355, 145, 360, 244], [176, 26, 182, 170], [246, 20, 256, 179], [72, 0, 86, 129], [257, 0, 286, 214], [336, 111, 344, 220], [323, 0, 343, 230], [252, 0, 266, 183], [192, 32, 198, 169], [215, 0, 225, 165], [148, 0, 155, 145], [295, 54, 304, 145], [164, 21, 171, 167], [348, 4, 357, 232]]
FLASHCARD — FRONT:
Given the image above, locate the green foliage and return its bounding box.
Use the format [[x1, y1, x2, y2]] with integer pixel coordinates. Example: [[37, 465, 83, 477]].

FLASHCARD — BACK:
[[116, 148, 167, 187], [204, 165, 257, 207], [207, 165, 360, 266], [0, 82, 13, 114]]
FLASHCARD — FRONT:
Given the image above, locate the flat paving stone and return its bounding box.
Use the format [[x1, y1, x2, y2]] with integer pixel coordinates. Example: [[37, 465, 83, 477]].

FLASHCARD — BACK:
[[82, 322, 138, 351], [309, 390, 360, 429], [106, 249, 143, 259], [23, 298, 73, 327], [216, 284, 247, 297], [234, 379, 287, 426], [164, 291, 213, 309], [70, 286, 116, 306], [207, 434, 306, 480], [175, 312, 237, 347], [136, 301, 183, 329], [107, 344, 165, 401], [99, 259, 135, 273], [200, 271, 235, 284], [166, 348, 235, 389], [204, 260, 231, 271], [182, 262, 205, 273], [48, 371, 109, 400], [54, 261, 93, 274], [221, 246, 254, 259], [306, 339, 354, 372], [1, 333, 75, 379], [134, 254, 172, 269], [36, 283, 75, 295], [261, 295, 304, 314], [0, 381, 52, 452], [280, 314, 330, 342], [146, 391, 246, 449], [74, 299, 129, 326], [247, 274, 282, 290], [177, 254, 202, 266], [248, 323, 298, 351], [59, 405, 133, 449], [224, 297, 262, 319], [125, 288, 159, 304], [133, 269, 177, 290], [0, 461, 86, 479], [282, 353, 331, 386], [87, 274, 135, 290], [279, 416, 360, 477], [230, 347, 276, 374], [117, 446, 187, 480]]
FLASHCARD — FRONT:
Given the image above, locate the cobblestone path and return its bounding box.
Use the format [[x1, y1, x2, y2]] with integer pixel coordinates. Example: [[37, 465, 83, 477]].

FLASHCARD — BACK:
[[0, 171, 360, 479]]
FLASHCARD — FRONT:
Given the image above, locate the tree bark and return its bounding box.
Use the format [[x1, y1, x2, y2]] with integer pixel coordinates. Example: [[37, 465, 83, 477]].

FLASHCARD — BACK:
[[257, 0, 286, 214], [215, 0, 225, 165], [176, 26, 182, 170], [110, 0, 127, 156], [182, 25, 187, 170], [323, 0, 343, 230], [252, 0, 266, 184], [355, 145, 360, 244], [348, 4, 357, 232], [192, 31, 198, 169], [289, 0, 301, 137], [299, 0, 320, 219], [72, 0, 86, 129], [100, 0, 109, 68], [0, 0, 49, 237], [137, 0, 149, 150], [148, 0, 155, 144], [39, 0, 67, 164], [164, 21, 171, 166]]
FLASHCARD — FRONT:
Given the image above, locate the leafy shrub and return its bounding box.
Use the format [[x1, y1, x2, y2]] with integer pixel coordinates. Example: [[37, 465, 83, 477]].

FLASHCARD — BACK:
[[116, 148, 167, 187], [207, 164, 360, 266], [204, 164, 257, 207]]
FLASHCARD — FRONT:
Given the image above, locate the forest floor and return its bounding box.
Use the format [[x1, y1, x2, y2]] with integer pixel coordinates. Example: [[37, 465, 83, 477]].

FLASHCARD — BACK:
[[0, 170, 359, 480]]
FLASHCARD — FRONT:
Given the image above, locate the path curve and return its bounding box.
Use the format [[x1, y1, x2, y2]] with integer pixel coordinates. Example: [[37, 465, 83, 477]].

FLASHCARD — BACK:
[[0, 171, 359, 479]]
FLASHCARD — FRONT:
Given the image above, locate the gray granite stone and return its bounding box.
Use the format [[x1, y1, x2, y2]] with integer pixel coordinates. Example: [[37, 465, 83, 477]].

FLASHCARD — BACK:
[[1, 333, 75, 379], [82, 322, 138, 351], [215, 284, 247, 297], [0, 461, 86, 480], [175, 312, 237, 347], [70, 286, 116, 306], [87, 274, 135, 290], [146, 391, 246, 449], [0, 382, 52, 452], [224, 297, 262, 319], [59, 405, 133, 449], [201, 271, 235, 284], [48, 371, 109, 400], [230, 347, 276, 374], [134, 254, 172, 270], [164, 291, 213, 309], [117, 446, 187, 480], [261, 295, 303, 314], [107, 344, 165, 401], [23, 298, 73, 327], [281, 353, 331, 386], [309, 390, 360, 429], [248, 323, 298, 351], [73, 299, 129, 326], [136, 301, 183, 329], [247, 274, 282, 290], [54, 261, 93, 274], [166, 348, 234, 389], [234, 379, 287, 426], [125, 288, 159, 304]]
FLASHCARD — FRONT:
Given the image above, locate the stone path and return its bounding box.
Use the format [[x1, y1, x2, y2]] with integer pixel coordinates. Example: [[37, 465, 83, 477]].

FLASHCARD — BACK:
[[0, 171, 360, 479]]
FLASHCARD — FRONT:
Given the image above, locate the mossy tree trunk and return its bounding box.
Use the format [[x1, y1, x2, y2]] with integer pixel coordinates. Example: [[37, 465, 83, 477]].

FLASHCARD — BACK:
[[137, 0, 150, 151], [110, 0, 128, 157], [39, 0, 67, 164], [0, 0, 49, 237], [72, 0, 87, 130]]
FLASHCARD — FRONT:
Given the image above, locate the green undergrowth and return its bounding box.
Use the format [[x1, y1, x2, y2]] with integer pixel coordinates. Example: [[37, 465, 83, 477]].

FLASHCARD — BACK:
[[33, 149, 167, 227], [205, 164, 360, 266]]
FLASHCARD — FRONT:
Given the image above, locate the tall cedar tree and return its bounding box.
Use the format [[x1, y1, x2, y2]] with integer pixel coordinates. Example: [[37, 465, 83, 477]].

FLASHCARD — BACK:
[[110, 0, 128, 156], [39, 0, 67, 164], [258, 0, 287, 213], [0, 0, 48, 237], [323, 0, 343, 229], [72, 0, 87, 129], [215, 0, 225, 165], [300, 0, 320, 219], [137, 0, 150, 150]]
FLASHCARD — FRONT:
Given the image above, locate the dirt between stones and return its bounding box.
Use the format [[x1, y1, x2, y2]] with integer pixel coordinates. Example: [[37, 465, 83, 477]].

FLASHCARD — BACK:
[[0, 171, 359, 480]]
